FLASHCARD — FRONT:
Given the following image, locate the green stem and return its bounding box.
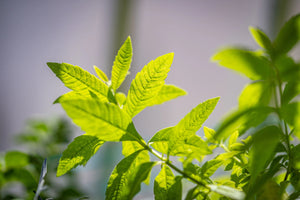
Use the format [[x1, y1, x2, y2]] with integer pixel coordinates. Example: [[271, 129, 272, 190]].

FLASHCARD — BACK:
[[143, 144, 208, 188]]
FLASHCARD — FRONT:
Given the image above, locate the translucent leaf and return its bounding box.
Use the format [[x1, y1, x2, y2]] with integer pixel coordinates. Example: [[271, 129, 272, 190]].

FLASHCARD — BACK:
[[105, 150, 155, 200], [54, 91, 95, 104], [185, 186, 209, 200], [228, 131, 239, 148], [154, 165, 182, 200], [282, 82, 300, 105], [249, 26, 273, 52], [5, 151, 29, 169], [124, 53, 174, 118], [212, 48, 271, 80], [116, 92, 127, 107], [201, 159, 223, 178], [208, 184, 245, 200], [111, 36, 133, 91], [146, 84, 187, 107], [57, 134, 104, 176], [47, 62, 108, 101], [59, 99, 143, 142], [281, 102, 300, 138], [275, 55, 300, 82], [203, 126, 218, 143], [94, 65, 109, 83], [215, 106, 274, 140], [273, 14, 300, 55], [238, 81, 272, 109], [249, 126, 281, 184], [149, 127, 173, 154]]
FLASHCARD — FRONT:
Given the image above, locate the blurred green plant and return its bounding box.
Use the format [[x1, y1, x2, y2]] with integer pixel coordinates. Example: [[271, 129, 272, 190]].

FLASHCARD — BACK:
[[0, 117, 87, 200]]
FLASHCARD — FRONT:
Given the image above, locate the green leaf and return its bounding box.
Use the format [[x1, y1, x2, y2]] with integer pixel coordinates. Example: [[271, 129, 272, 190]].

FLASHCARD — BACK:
[[185, 186, 209, 200], [116, 92, 127, 107], [238, 81, 272, 109], [111, 36, 133, 91], [275, 55, 300, 82], [94, 65, 109, 83], [201, 159, 223, 178], [208, 184, 245, 200], [228, 130, 239, 148], [249, 26, 273, 53], [57, 134, 104, 176], [154, 164, 182, 200], [292, 144, 300, 170], [212, 48, 271, 80], [5, 151, 29, 169], [273, 14, 300, 55], [150, 97, 219, 157], [249, 126, 281, 184], [282, 82, 300, 105], [54, 91, 95, 104], [146, 84, 187, 107], [215, 106, 274, 140], [203, 126, 218, 143], [59, 99, 143, 142], [124, 53, 174, 118], [47, 62, 108, 101], [105, 150, 155, 200], [281, 102, 300, 138]]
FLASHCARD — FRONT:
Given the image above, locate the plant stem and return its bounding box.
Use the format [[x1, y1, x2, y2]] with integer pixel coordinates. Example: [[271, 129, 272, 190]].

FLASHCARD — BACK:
[[143, 144, 208, 188]]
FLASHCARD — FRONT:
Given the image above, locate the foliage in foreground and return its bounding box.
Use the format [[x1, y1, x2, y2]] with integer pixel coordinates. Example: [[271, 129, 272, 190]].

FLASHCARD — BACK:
[[46, 14, 300, 199]]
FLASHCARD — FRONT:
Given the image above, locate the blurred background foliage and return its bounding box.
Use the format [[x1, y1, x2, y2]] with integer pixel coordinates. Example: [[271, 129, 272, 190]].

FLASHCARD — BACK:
[[0, 117, 86, 199]]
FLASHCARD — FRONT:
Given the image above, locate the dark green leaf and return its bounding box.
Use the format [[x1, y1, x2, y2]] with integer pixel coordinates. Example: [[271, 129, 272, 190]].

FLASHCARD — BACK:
[[154, 165, 182, 200]]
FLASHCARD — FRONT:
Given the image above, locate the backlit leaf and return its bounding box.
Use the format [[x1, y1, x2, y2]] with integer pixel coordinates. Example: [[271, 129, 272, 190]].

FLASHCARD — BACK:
[[146, 84, 187, 107], [273, 14, 300, 55], [94, 65, 109, 83], [124, 53, 174, 118], [249, 26, 273, 53], [282, 82, 300, 105], [47, 62, 108, 101], [212, 48, 271, 80], [57, 134, 104, 176], [238, 81, 272, 109], [111, 36, 132, 91], [281, 102, 300, 138], [154, 164, 182, 200], [59, 99, 143, 142]]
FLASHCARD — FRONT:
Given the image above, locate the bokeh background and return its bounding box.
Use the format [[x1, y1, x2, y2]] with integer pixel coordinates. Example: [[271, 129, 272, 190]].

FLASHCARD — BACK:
[[1, 0, 300, 199]]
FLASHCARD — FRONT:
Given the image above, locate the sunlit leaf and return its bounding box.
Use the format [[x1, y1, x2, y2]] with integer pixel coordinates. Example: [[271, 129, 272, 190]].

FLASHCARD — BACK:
[[146, 84, 187, 107], [57, 134, 104, 176], [201, 159, 223, 178], [116, 92, 127, 107], [275, 55, 300, 82], [238, 81, 272, 109], [228, 131, 239, 149], [111, 36, 132, 91], [273, 14, 300, 55], [59, 99, 143, 142], [124, 53, 174, 118], [94, 65, 109, 83], [282, 82, 300, 105], [249, 26, 273, 53], [154, 164, 182, 200], [47, 62, 108, 101], [212, 48, 271, 80], [208, 184, 245, 200]]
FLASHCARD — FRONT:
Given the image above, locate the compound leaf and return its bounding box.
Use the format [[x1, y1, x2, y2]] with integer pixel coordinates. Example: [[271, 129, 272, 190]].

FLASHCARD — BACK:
[[273, 14, 300, 55], [111, 36, 133, 91], [154, 164, 182, 200], [212, 48, 271, 80], [105, 150, 155, 200], [47, 62, 108, 101], [57, 134, 104, 176], [124, 53, 174, 118], [59, 99, 143, 142]]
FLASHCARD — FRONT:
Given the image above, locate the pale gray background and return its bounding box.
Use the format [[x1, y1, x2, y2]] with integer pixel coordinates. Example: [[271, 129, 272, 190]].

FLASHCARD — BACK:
[[1, 0, 300, 198]]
